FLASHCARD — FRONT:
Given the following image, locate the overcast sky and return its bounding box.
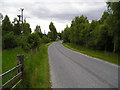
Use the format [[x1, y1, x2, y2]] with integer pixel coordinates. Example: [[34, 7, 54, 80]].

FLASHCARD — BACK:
[[0, 0, 108, 33]]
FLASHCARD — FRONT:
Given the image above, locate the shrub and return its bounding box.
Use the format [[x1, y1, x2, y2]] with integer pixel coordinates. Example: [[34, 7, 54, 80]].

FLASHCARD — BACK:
[[27, 33, 40, 49], [3, 32, 17, 49], [41, 35, 50, 43]]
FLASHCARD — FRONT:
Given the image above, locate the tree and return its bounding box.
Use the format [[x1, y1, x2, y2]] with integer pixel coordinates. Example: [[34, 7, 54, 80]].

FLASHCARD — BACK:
[[49, 22, 57, 41], [34, 25, 41, 33], [23, 23, 31, 35], [34, 25, 43, 38], [48, 31, 52, 41], [13, 18, 21, 35], [106, 2, 120, 52], [57, 32, 62, 39], [62, 25, 70, 43], [2, 15, 17, 49], [2, 15, 13, 36], [62, 2, 120, 53], [70, 15, 89, 45], [93, 24, 110, 50], [2, 32, 17, 49], [86, 20, 100, 49], [27, 33, 40, 49], [100, 11, 109, 24], [41, 35, 50, 43]]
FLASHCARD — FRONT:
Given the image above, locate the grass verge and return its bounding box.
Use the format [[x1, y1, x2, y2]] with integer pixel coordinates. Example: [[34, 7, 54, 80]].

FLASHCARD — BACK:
[[2, 43, 51, 88], [2, 47, 27, 87], [62, 43, 119, 65]]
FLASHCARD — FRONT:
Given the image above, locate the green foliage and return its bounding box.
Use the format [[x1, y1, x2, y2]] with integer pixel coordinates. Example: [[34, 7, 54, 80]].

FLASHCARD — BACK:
[[3, 44, 51, 88], [93, 24, 110, 50], [2, 15, 13, 36], [48, 22, 57, 41], [2, 14, 54, 51], [41, 35, 50, 43], [57, 32, 62, 39], [2, 15, 44, 50], [2, 32, 18, 49], [62, 26, 70, 43], [2, 14, 53, 88], [48, 31, 52, 41], [63, 43, 119, 65], [34, 25, 43, 38], [37, 32, 43, 38], [20, 36, 30, 51], [100, 11, 109, 24], [34, 25, 41, 33], [106, 2, 120, 52], [27, 33, 40, 49], [62, 16, 89, 45], [62, 2, 120, 53], [23, 23, 31, 35], [13, 21, 21, 35]]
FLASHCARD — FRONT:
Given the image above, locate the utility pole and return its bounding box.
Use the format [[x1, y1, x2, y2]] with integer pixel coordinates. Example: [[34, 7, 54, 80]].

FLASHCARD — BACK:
[[17, 8, 24, 34], [20, 8, 24, 33], [17, 15, 21, 22]]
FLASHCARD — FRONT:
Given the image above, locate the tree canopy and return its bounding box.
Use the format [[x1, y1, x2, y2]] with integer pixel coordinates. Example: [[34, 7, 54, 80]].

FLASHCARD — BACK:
[[62, 2, 120, 53], [48, 22, 57, 41], [2, 14, 51, 50]]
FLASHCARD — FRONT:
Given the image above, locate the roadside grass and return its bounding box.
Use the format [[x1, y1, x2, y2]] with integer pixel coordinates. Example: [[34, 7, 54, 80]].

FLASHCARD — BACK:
[[2, 43, 51, 88], [2, 47, 26, 73], [2, 47, 26, 86], [62, 43, 119, 65]]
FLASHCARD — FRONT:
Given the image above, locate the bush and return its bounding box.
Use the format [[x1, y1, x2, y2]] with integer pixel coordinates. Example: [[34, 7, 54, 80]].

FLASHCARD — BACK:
[[41, 35, 50, 43], [3, 32, 17, 49], [27, 33, 40, 49]]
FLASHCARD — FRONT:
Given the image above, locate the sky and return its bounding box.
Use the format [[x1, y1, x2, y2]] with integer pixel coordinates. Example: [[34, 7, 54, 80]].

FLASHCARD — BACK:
[[0, 0, 109, 33]]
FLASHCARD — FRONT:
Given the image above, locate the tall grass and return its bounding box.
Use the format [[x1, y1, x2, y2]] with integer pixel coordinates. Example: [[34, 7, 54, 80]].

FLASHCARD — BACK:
[[2, 47, 26, 73], [2, 43, 51, 88], [63, 43, 119, 65], [2, 47, 26, 86], [19, 43, 51, 88]]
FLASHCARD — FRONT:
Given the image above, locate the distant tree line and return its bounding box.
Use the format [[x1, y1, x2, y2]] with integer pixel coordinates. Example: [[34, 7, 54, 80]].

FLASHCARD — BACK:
[[62, 2, 120, 53], [2, 15, 58, 51]]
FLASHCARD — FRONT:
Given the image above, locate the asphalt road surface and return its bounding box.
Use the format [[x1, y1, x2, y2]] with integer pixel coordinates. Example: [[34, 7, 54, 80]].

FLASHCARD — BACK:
[[48, 41, 119, 88]]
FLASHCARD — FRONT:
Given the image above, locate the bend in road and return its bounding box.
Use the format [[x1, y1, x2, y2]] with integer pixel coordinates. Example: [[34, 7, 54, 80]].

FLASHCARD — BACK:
[[48, 41, 119, 88]]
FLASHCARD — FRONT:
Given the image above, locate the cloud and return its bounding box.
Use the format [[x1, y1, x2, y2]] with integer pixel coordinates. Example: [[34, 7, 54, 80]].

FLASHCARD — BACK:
[[0, 0, 107, 32], [27, 2, 107, 22]]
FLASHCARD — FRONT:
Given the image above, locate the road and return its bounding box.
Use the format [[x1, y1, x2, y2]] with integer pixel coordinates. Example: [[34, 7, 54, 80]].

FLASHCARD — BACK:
[[48, 41, 119, 88]]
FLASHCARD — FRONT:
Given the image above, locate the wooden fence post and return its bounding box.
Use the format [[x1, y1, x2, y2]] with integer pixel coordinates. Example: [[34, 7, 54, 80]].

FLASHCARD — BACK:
[[17, 54, 24, 75]]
